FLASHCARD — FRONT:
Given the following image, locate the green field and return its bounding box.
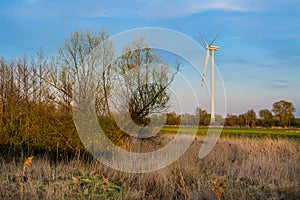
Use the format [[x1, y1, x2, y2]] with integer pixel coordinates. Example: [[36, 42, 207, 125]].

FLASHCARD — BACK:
[[161, 126, 300, 139]]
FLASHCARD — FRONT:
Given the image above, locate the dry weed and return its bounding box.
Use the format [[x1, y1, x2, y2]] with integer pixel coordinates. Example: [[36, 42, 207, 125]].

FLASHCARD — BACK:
[[0, 137, 299, 199]]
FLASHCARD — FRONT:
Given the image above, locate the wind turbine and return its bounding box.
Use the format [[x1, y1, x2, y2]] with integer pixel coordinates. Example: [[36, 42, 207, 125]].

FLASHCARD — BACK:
[[200, 32, 221, 125]]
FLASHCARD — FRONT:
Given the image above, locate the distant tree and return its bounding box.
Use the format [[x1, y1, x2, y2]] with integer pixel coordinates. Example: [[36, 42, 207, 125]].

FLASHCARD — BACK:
[[196, 108, 210, 126], [166, 112, 180, 125], [272, 100, 295, 127], [225, 114, 238, 127], [236, 114, 246, 127], [255, 118, 263, 127], [291, 118, 300, 127], [245, 109, 257, 128], [259, 109, 273, 127], [180, 113, 198, 126], [215, 114, 224, 125]]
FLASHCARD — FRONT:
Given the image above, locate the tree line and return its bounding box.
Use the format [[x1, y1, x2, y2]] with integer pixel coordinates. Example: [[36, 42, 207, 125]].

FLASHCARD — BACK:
[[0, 29, 179, 158], [164, 100, 299, 128]]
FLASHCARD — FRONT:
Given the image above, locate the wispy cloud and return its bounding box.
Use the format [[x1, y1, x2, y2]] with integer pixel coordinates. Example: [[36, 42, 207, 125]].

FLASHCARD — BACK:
[[191, 0, 260, 12], [1, 0, 112, 19], [77, 12, 111, 19], [272, 80, 290, 84], [133, 0, 261, 19], [4, 0, 299, 20], [268, 79, 292, 89], [138, 0, 300, 19]]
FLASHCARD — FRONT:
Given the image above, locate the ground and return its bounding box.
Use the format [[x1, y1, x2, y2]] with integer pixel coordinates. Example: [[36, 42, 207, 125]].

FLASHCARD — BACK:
[[1, 131, 299, 199]]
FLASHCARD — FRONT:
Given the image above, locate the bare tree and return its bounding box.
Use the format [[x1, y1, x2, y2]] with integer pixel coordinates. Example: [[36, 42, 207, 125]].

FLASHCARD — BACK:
[[111, 37, 179, 126], [43, 30, 114, 117]]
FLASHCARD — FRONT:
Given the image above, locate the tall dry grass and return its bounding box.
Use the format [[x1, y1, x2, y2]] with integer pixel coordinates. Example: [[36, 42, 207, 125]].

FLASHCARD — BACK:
[[0, 137, 299, 199]]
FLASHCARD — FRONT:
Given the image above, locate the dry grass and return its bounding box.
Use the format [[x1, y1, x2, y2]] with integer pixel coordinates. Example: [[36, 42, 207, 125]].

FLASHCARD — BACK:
[[0, 137, 299, 199]]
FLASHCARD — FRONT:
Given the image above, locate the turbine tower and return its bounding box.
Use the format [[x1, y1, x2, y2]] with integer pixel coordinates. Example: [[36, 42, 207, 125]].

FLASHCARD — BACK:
[[200, 32, 221, 125]]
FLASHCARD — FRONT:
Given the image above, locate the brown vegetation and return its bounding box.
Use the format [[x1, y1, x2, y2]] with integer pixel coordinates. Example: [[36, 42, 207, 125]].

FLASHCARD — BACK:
[[1, 137, 299, 199]]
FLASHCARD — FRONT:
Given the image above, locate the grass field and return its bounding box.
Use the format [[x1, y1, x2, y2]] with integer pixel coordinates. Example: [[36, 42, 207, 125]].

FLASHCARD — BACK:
[[1, 131, 300, 199], [161, 126, 300, 139]]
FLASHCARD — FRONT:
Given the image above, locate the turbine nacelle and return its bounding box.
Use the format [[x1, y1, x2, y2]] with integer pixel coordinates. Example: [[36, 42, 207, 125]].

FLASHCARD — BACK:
[[206, 45, 219, 51]]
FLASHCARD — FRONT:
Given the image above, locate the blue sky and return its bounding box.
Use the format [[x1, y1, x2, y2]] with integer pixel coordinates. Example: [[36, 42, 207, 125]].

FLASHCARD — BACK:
[[0, 0, 300, 117]]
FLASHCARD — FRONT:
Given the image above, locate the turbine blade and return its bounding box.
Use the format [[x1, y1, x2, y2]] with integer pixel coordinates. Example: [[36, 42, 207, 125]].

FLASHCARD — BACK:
[[202, 49, 209, 86], [209, 30, 223, 46], [199, 32, 208, 46]]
